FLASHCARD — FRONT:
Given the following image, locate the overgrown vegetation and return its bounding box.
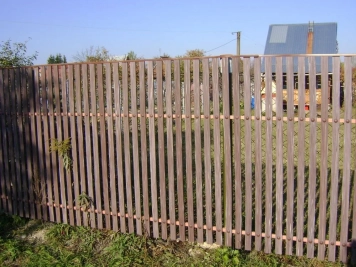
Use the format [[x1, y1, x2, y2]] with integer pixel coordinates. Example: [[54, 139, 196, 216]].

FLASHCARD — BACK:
[[49, 138, 73, 172], [0, 212, 346, 266]]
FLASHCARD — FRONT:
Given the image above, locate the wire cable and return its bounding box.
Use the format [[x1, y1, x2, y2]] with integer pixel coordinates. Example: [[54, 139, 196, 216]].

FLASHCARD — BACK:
[[205, 38, 236, 53]]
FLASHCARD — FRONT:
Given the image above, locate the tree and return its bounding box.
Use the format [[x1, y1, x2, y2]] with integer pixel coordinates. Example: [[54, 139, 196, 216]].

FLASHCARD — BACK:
[[125, 51, 138, 60], [47, 53, 67, 64], [0, 39, 38, 68], [184, 49, 205, 58], [73, 46, 111, 62]]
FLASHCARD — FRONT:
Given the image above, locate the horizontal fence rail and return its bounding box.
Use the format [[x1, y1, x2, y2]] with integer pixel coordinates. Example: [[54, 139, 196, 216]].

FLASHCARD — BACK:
[[0, 55, 356, 263]]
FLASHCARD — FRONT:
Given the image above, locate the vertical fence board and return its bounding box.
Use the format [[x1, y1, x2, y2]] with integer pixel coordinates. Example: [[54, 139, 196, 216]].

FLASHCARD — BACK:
[[203, 58, 212, 244], [165, 60, 176, 240], [97, 64, 111, 229], [90, 64, 102, 229], [243, 57, 252, 250], [264, 57, 273, 253], [105, 63, 117, 231], [184, 60, 194, 242], [212, 58, 222, 245], [139, 61, 149, 235], [193, 59, 204, 243], [147, 61, 159, 237], [0, 69, 8, 212], [174, 60, 185, 241], [157, 61, 167, 239], [340, 56, 352, 263], [307, 57, 317, 258], [317, 56, 329, 260], [82, 64, 96, 228], [275, 57, 284, 254], [122, 63, 134, 233], [130, 62, 142, 235], [113, 63, 125, 232], [286, 57, 295, 254]]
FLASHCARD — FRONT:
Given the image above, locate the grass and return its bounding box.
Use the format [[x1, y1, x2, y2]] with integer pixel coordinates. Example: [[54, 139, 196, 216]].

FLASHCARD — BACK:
[[0, 212, 347, 266]]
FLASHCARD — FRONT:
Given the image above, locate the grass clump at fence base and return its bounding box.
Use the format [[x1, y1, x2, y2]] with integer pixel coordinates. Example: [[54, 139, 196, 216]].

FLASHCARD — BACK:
[[0, 212, 346, 267]]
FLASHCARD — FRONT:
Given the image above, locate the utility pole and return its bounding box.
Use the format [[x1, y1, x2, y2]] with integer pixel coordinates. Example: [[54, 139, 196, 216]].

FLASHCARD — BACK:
[[232, 31, 241, 55]]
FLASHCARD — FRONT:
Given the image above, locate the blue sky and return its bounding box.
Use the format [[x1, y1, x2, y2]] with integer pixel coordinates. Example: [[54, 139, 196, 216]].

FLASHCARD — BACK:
[[1, 0, 355, 64]]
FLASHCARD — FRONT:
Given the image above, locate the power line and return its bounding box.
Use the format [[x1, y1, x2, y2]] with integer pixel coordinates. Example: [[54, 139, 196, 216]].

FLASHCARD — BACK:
[[205, 38, 236, 53]]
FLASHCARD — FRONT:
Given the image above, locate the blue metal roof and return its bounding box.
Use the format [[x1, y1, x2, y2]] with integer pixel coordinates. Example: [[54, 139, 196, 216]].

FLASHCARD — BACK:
[[262, 22, 337, 73]]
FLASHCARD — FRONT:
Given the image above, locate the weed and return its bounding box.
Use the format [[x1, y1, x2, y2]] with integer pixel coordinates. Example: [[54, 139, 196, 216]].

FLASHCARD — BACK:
[[49, 137, 73, 172]]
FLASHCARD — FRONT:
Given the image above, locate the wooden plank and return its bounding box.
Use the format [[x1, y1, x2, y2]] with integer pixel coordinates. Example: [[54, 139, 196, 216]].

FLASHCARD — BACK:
[[264, 57, 273, 254], [90, 64, 102, 229], [147, 61, 159, 237], [41, 67, 53, 222], [307, 57, 317, 258], [68, 65, 81, 226], [26, 68, 37, 219], [232, 57, 242, 249], [212, 58, 222, 245], [165, 60, 176, 240], [122, 63, 134, 233], [62, 66, 74, 225], [253, 57, 262, 251], [243, 57, 252, 250], [317, 56, 329, 260], [105, 63, 118, 231], [296, 57, 306, 256], [97, 64, 111, 229], [157, 61, 167, 239], [75, 64, 87, 226], [113, 63, 125, 233], [174, 60, 185, 241], [328, 57, 340, 261], [275, 57, 284, 255], [286, 57, 295, 255], [203, 58, 212, 244], [82, 64, 96, 228], [193, 59, 204, 244], [130, 62, 142, 235], [184, 60, 194, 242], [139, 61, 149, 235], [340, 56, 352, 263]]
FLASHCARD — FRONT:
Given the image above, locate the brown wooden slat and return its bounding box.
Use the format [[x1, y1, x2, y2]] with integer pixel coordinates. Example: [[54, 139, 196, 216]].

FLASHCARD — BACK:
[[232, 57, 242, 249], [75, 64, 87, 226], [90, 64, 102, 229], [275, 57, 284, 254], [122, 63, 134, 233], [68, 65, 81, 226], [212, 58, 222, 245], [264, 57, 273, 254], [130, 62, 142, 235], [82, 64, 96, 228], [26, 68, 36, 219], [156, 61, 167, 239], [317, 56, 329, 260], [147, 61, 159, 237], [243, 57, 252, 250], [184, 60, 194, 242], [296, 57, 306, 256], [203, 58, 212, 244], [328, 57, 340, 261], [105, 63, 118, 231], [97, 64, 111, 229], [113, 63, 125, 232], [307, 57, 317, 258], [0, 69, 8, 212], [193, 59, 204, 243], [41, 67, 53, 222], [62, 66, 74, 225], [286, 57, 295, 255], [174, 59, 185, 241], [139, 61, 149, 235], [340, 56, 352, 263], [253, 57, 262, 251], [165, 60, 176, 240]]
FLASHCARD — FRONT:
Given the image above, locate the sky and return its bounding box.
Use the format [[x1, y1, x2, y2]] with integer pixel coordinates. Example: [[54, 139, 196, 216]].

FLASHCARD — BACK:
[[1, 0, 355, 65]]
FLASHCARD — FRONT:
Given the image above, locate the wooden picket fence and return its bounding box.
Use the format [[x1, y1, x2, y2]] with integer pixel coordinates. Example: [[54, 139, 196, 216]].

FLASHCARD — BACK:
[[0, 55, 356, 263]]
